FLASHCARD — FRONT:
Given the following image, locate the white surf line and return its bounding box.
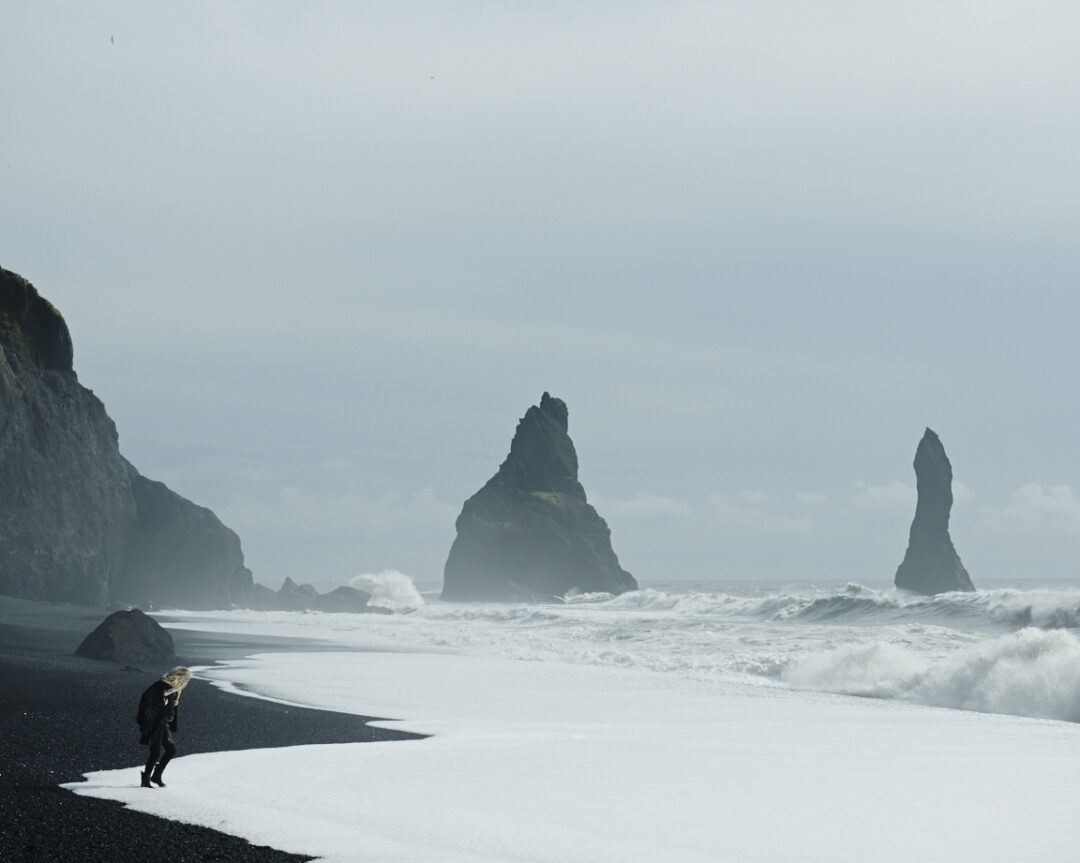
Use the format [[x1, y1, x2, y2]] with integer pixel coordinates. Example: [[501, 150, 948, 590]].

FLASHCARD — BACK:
[[68, 644, 1080, 863]]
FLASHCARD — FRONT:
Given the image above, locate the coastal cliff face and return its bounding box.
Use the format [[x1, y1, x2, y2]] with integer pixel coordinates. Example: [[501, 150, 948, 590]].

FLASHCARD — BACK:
[[894, 428, 975, 595], [442, 392, 637, 601], [112, 470, 253, 610], [0, 266, 252, 608]]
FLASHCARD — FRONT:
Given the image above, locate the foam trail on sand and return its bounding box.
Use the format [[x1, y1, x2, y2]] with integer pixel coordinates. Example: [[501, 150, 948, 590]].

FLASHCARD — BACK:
[[85, 582, 1080, 861], [65, 626, 1080, 863]]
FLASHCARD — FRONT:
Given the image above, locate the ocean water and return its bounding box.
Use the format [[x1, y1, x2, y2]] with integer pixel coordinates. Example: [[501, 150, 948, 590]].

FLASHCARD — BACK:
[[66, 578, 1080, 862], [175, 576, 1080, 725]]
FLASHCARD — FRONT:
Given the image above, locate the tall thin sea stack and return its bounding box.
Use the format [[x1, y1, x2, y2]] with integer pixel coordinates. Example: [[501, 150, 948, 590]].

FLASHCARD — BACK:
[[442, 392, 637, 602], [894, 428, 975, 595]]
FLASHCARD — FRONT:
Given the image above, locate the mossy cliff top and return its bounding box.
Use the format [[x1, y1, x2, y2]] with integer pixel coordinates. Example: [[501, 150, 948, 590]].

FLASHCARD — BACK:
[[0, 266, 74, 372]]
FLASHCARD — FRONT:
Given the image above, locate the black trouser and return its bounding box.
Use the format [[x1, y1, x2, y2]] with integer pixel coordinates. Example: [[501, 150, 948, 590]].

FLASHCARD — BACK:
[[145, 729, 176, 776]]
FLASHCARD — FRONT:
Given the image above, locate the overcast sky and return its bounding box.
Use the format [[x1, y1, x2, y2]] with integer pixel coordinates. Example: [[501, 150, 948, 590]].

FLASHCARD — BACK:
[[4, 3, 1079, 590]]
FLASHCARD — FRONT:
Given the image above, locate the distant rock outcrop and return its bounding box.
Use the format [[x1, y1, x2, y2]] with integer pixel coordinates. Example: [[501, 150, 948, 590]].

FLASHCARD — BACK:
[[315, 585, 383, 613], [276, 577, 322, 611], [0, 266, 253, 608], [74, 608, 175, 664], [245, 578, 387, 613], [442, 392, 637, 602], [246, 582, 283, 610], [894, 428, 975, 595]]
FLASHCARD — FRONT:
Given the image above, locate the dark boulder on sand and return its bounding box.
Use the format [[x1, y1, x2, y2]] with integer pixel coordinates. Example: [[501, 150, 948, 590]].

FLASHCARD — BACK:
[[442, 392, 637, 602], [0, 265, 253, 608], [894, 428, 975, 595], [74, 608, 175, 664]]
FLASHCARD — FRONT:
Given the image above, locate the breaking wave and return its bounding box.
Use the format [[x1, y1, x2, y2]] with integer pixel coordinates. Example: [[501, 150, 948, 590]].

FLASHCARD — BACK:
[[401, 582, 1080, 723], [594, 583, 1080, 632], [349, 570, 425, 611], [782, 627, 1080, 723], [980, 590, 1080, 629]]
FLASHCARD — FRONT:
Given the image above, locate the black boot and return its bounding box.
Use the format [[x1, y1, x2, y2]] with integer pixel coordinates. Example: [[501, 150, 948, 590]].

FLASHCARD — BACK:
[[141, 771, 153, 788], [150, 767, 166, 787]]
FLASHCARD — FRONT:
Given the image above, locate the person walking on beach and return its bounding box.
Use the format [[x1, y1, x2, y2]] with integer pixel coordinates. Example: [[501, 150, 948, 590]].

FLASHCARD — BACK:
[[137, 666, 191, 788]]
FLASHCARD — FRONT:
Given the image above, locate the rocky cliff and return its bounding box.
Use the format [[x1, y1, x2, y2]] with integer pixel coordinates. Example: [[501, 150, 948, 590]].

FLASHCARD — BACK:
[[442, 392, 637, 601], [894, 428, 975, 595], [111, 470, 253, 609], [0, 266, 253, 608]]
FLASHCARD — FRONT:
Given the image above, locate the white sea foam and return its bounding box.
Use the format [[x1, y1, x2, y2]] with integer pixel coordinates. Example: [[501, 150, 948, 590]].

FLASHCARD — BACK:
[[161, 581, 1080, 724], [73, 584, 1080, 863]]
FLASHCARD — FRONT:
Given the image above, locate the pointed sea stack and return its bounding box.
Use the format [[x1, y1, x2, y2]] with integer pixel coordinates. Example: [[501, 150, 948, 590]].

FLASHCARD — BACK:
[[894, 428, 975, 595], [442, 392, 637, 602]]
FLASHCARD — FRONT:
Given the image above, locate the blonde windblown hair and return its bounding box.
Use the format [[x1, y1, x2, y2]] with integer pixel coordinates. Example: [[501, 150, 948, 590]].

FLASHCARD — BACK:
[[162, 666, 192, 698]]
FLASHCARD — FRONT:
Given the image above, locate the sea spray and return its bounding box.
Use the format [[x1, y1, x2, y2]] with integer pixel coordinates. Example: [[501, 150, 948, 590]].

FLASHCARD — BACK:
[[981, 588, 1080, 629], [780, 642, 927, 699], [350, 570, 424, 611], [782, 627, 1080, 722]]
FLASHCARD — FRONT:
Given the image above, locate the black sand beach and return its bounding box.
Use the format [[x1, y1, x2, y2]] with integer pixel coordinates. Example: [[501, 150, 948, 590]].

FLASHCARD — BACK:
[[0, 597, 423, 863]]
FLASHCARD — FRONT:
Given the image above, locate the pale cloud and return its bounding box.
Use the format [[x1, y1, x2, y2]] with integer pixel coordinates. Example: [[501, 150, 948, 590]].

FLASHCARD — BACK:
[[952, 481, 977, 502], [709, 492, 816, 537], [1003, 483, 1080, 531], [850, 481, 916, 511], [591, 493, 693, 518]]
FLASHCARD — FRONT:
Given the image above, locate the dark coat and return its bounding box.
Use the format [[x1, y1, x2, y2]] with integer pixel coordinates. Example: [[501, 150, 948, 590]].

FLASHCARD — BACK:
[[136, 679, 179, 746]]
